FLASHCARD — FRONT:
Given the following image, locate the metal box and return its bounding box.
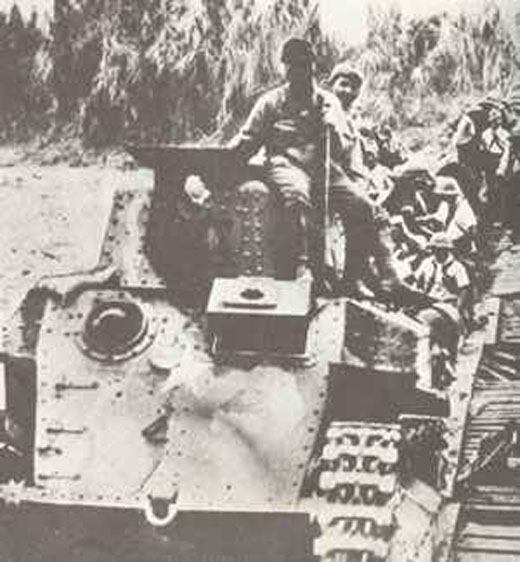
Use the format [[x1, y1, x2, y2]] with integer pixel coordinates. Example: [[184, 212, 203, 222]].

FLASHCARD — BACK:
[[206, 277, 312, 354]]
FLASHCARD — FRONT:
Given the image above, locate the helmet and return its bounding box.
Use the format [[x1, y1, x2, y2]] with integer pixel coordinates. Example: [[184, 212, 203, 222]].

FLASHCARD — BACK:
[[281, 38, 315, 65]]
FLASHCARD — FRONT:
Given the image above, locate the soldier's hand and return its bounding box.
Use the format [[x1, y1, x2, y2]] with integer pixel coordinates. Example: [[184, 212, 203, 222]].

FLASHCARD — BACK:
[[320, 102, 338, 129], [184, 174, 211, 206]]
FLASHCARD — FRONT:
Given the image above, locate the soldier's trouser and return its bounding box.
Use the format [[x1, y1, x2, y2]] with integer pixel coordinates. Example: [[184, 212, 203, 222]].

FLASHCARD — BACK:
[[329, 178, 398, 288], [263, 157, 397, 284], [267, 158, 313, 277]]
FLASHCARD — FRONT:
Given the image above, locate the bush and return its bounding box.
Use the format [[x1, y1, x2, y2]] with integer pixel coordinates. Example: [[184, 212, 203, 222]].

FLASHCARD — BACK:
[[0, 0, 516, 146]]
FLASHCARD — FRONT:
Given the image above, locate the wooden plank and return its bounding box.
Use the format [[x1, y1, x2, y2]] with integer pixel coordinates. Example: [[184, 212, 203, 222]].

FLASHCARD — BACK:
[[454, 551, 518, 562], [461, 522, 520, 539], [484, 297, 502, 345], [475, 383, 520, 389], [489, 350, 520, 366], [473, 393, 520, 398], [468, 419, 516, 424], [475, 382, 520, 388], [473, 389, 520, 393], [468, 496, 520, 506], [482, 360, 518, 377], [457, 535, 520, 553], [466, 500, 520, 515], [472, 394, 520, 400], [448, 325, 487, 497], [478, 365, 510, 382], [467, 425, 507, 430], [471, 409, 520, 417], [473, 485, 520, 491]]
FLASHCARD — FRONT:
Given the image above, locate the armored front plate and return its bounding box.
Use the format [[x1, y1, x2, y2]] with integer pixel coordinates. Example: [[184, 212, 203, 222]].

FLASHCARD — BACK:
[[33, 290, 341, 511]]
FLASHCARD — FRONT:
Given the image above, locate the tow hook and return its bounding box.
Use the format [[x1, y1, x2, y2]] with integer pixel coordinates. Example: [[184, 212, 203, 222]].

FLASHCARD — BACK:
[[144, 489, 179, 527]]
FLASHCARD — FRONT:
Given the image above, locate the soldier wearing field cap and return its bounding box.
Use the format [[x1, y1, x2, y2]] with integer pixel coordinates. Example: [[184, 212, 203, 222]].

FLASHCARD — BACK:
[[327, 62, 366, 175], [328, 62, 363, 117], [227, 38, 348, 281], [413, 233, 477, 332], [228, 38, 401, 296]]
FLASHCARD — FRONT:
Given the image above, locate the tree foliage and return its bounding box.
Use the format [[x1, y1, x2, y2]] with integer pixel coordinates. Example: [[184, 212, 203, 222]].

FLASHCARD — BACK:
[[0, 4, 48, 138], [0, 0, 516, 145]]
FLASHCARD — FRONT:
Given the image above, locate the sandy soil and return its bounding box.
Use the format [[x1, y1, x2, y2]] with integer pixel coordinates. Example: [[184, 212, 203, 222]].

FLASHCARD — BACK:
[[0, 152, 152, 320]]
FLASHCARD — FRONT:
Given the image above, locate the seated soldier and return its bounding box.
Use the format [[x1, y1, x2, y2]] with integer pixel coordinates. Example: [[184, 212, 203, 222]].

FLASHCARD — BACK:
[[388, 167, 441, 244], [374, 125, 407, 169], [432, 176, 477, 254], [412, 234, 481, 333], [188, 38, 401, 297], [328, 64, 395, 206], [364, 155, 395, 205], [411, 180, 451, 236], [327, 62, 365, 170], [328, 62, 364, 121]]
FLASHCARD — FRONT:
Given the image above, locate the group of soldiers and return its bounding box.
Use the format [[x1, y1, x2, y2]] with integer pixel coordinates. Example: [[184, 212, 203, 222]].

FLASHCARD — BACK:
[[453, 95, 520, 231], [186, 37, 513, 337], [187, 38, 402, 298]]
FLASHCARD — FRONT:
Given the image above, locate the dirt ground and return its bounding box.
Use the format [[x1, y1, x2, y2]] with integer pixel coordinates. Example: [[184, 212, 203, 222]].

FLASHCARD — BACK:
[[0, 149, 152, 321]]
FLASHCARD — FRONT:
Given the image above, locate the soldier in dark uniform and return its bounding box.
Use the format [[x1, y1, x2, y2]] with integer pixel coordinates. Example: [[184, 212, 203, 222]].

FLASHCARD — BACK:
[[229, 38, 400, 295]]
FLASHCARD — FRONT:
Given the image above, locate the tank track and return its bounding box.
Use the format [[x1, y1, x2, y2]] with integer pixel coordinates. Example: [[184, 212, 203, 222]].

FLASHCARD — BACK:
[[312, 422, 401, 562], [451, 343, 520, 561]]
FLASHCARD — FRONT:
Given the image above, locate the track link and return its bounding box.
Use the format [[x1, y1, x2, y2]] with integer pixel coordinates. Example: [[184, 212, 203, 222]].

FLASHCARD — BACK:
[[452, 341, 520, 561], [312, 422, 401, 562]]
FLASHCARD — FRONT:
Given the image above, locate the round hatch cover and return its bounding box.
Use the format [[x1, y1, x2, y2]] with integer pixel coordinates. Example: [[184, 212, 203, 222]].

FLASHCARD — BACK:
[[81, 300, 150, 362]]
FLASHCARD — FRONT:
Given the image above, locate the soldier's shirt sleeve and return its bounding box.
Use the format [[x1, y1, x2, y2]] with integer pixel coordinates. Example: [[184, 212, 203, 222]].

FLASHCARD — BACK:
[[496, 129, 512, 176], [228, 91, 275, 158], [453, 115, 476, 147], [322, 92, 360, 170], [327, 94, 355, 150], [450, 261, 470, 290]]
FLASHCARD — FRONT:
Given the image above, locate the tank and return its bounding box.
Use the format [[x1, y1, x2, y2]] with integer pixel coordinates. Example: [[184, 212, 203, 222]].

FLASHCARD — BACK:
[[0, 145, 457, 562]]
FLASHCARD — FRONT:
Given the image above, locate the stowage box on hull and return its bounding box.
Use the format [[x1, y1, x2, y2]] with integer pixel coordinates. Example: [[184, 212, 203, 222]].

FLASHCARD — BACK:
[[206, 277, 312, 354]]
